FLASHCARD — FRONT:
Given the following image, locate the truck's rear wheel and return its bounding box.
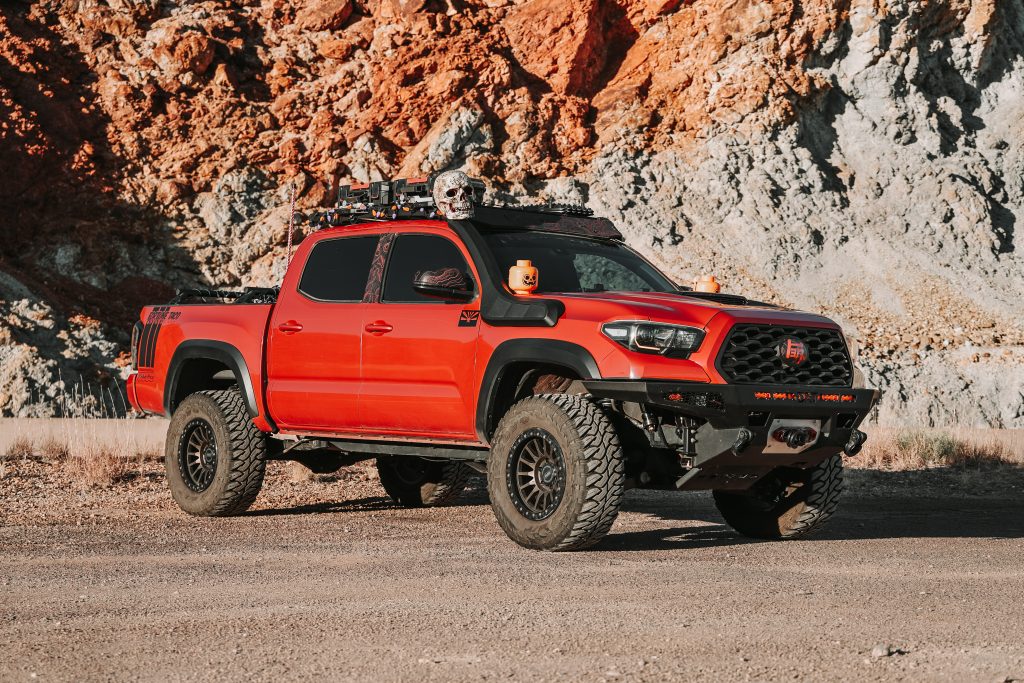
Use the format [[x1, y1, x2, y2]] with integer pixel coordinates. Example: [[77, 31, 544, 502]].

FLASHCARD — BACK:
[[164, 390, 267, 516], [376, 456, 472, 507], [712, 454, 844, 539], [487, 394, 624, 551]]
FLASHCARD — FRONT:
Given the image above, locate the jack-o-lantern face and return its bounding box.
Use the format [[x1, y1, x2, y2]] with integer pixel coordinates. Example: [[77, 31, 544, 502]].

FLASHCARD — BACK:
[[522, 272, 538, 287]]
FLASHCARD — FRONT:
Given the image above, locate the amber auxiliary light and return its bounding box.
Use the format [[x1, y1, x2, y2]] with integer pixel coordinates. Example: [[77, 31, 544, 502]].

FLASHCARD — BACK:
[[692, 274, 721, 293]]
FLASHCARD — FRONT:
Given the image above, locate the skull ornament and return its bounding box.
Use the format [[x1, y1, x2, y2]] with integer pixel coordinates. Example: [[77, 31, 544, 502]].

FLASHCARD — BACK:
[[432, 170, 475, 220]]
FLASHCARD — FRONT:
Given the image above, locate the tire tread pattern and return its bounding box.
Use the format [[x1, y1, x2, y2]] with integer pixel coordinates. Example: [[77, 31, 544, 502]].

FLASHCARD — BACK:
[[491, 394, 625, 551], [780, 454, 844, 538], [713, 454, 844, 540], [424, 462, 473, 506], [200, 389, 267, 516]]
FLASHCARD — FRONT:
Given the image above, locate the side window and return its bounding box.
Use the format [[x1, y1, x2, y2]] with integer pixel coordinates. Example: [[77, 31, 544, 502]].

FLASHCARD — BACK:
[[383, 234, 470, 303], [298, 235, 379, 302]]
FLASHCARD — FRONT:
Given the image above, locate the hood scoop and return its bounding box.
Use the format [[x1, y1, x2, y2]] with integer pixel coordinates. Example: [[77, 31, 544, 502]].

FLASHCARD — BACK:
[[674, 290, 776, 307]]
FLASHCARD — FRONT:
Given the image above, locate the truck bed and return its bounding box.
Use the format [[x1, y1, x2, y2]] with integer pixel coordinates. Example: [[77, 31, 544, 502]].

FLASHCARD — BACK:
[[129, 298, 274, 428]]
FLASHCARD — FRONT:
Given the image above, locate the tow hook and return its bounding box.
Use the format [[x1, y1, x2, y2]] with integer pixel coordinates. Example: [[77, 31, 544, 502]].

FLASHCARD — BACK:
[[772, 427, 817, 449], [731, 428, 754, 455], [843, 429, 868, 457]]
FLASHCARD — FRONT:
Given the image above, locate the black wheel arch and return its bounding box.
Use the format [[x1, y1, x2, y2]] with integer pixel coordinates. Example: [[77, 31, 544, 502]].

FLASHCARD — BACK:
[[476, 339, 601, 443], [164, 340, 263, 422]]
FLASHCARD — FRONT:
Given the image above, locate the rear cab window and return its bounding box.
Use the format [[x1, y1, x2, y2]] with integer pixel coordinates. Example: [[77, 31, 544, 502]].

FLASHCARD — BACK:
[[298, 235, 379, 302]]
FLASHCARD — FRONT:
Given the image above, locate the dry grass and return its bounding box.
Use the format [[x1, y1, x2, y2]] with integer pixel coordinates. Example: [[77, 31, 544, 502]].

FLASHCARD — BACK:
[[7, 435, 35, 458], [64, 445, 134, 486], [857, 428, 1024, 470], [37, 436, 71, 462], [286, 460, 316, 483], [0, 418, 164, 487]]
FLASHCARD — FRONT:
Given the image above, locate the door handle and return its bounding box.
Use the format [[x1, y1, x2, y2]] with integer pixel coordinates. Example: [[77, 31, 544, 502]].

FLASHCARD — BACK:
[[364, 321, 394, 335], [278, 321, 304, 334]]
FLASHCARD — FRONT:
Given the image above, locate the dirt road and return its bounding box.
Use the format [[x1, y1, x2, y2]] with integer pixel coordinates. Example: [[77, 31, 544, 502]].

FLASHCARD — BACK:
[[2, 460, 1023, 682]]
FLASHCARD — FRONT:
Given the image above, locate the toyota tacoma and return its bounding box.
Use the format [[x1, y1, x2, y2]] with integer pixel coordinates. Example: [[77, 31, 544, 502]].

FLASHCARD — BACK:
[[126, 174, 877, 551]]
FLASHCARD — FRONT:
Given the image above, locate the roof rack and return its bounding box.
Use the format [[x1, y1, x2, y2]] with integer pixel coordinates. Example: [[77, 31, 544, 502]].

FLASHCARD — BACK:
[[296, 174, 614, 238]]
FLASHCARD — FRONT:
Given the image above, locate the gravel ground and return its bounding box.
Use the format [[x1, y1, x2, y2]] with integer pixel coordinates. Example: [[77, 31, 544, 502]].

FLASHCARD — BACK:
[[2, 456, 1023, 682]]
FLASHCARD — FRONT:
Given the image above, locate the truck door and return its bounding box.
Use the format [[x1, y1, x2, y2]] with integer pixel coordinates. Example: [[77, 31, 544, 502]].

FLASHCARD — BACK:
[[360, 232, 480, 439], [265, 234, 379, 431]]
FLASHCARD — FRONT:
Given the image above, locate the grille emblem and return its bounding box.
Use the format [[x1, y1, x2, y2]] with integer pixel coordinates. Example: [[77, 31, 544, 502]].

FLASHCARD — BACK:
[[776, 337, 808, 368]]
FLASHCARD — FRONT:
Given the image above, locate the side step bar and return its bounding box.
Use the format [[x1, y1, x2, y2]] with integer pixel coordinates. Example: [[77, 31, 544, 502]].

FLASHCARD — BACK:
[[327, 438, 489, 462]]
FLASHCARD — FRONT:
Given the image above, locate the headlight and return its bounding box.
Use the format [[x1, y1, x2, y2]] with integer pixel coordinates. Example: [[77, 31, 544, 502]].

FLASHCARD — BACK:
[[602, 321, 705, 358]]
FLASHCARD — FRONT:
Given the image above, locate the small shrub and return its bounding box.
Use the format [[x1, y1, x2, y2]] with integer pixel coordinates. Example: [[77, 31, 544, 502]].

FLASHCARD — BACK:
[[7, 435, 34, 458], [65, 446, 132, 487], [286, 460, 315, 483], [859, 429, 1013, 470], [38, 437, 71, 462]]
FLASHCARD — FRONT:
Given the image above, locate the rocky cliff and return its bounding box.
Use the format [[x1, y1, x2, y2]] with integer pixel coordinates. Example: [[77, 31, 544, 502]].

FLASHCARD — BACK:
[[2, 0, 1022, 425]]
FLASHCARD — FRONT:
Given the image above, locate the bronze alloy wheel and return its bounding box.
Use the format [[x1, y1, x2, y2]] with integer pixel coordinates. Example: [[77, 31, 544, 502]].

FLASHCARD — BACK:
[[507, 428, 566, 521], [178, 418, 218, 492]]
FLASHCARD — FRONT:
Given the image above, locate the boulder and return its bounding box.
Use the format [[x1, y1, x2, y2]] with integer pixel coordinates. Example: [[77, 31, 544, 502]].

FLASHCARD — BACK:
[[295, 0, 354, 32]]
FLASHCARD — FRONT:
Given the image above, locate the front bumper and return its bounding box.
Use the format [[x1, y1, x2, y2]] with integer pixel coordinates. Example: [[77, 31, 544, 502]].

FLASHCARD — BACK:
[[583, 380, 880, 490]]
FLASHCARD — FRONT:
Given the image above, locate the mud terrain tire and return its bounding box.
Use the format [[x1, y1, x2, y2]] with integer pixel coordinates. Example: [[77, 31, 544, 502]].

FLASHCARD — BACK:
[[488, 394, 625, 551], [376, 456, 472, 507], [165, 390, 267, 516], [713, 455, 844, 539]]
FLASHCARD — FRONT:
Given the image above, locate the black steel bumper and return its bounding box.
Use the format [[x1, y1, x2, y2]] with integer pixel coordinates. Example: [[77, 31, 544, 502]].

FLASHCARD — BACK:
[[583, 380, 880, 489], [583, 380, 878, 425]]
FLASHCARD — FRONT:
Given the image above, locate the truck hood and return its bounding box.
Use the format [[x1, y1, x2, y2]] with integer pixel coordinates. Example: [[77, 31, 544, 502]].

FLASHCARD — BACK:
[[553, 291, 838, 329]]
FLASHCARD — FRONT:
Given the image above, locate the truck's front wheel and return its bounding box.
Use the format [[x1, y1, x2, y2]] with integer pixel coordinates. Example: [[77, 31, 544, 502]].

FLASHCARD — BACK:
[[164, 390, 267, 516], [712, 454, 844, 539], [376, 456, 472, 507], [487, 394, 625, 551]]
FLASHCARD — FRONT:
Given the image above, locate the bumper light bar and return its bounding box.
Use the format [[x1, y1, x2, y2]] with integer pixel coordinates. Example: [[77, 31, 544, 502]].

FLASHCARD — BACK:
[[754, 391, 857, 404]]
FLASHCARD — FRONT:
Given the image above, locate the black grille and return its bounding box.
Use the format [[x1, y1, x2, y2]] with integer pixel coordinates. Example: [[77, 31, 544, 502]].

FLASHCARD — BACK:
[[717, 324, 852, 387]]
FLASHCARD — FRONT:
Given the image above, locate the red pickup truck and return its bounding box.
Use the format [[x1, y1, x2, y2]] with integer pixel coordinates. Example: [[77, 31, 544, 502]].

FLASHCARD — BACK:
[[127, 178, 877, 551]]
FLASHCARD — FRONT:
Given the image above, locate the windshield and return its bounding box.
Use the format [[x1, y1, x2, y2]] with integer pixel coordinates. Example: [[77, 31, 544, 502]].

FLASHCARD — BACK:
[[480, 231, 677, 294]]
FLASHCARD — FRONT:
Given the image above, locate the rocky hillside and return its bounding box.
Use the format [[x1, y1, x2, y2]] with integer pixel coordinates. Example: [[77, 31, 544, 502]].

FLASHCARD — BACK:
[[1, 0, 1022, 425]]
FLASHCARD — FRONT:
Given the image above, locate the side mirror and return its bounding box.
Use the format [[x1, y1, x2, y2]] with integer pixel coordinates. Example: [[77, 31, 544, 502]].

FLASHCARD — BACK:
[[413, 268, 474, 302]]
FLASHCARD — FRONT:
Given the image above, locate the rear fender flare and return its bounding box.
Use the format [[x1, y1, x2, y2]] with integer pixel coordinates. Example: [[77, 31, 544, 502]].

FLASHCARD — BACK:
[[476, 339, 601, 442], [164, 340, 260, 419]]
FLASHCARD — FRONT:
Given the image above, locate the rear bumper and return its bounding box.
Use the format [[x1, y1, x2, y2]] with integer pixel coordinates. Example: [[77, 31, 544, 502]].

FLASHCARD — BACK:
[[126, 373, 142, 413], [583, 380, 879, 490]]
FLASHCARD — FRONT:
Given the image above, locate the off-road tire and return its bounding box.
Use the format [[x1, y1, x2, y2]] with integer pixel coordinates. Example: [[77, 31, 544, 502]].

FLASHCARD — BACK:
[[376, 456, 472, 507], [164, 390, 267, 516], [488, 394, 625, 551], [712, 454, 844, 539]]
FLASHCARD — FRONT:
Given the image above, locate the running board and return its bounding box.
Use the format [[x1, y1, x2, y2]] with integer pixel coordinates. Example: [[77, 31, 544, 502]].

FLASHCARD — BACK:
[[326, 438, 490, 462]]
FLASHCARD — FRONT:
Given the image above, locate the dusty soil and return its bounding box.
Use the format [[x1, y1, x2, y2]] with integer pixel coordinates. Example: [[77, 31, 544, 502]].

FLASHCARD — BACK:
[[2, 453, 1023, 683]]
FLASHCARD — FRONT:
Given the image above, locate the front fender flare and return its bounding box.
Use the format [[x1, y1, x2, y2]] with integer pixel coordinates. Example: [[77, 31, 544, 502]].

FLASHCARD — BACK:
[[476, 339, 601, 442]]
